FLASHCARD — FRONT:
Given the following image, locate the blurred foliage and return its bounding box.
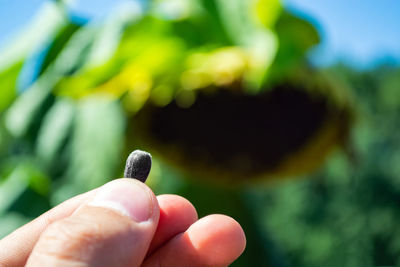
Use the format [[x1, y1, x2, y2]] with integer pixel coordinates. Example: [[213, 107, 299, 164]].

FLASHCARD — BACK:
[[0, 0, 399, 266]]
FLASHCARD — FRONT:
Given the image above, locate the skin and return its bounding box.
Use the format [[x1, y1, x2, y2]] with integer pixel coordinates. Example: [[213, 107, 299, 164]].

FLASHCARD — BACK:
[[0, 178, 246, 267]]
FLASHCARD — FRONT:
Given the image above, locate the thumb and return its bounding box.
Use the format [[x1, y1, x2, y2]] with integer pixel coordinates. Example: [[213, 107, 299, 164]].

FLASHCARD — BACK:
[[26, 179, 159, 267]]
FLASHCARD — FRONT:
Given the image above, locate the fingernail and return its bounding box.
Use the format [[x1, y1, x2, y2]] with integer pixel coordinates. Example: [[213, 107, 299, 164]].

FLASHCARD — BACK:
[[88, 180, 153, 222]]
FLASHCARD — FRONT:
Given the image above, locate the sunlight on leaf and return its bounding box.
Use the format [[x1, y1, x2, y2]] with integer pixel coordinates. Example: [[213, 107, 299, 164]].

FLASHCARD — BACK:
[[0, 62, 24, 112], [0, 166, 29, 213], [5, 75, 56, 138], [36, 98, 75, 166], [253, 0, 282, 28]]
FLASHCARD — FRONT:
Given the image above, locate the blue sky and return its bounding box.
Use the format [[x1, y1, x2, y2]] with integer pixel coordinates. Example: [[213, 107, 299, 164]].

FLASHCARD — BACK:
[[284, 0, 400, 68], [0, 0, 399, 68]]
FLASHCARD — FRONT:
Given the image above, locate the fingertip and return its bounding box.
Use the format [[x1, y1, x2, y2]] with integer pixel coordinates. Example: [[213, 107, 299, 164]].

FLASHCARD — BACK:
[[148, 195, 198, 253], [142, 214, 246, 267], [157, 194, 198, 224], [186, 214, 246, 265]]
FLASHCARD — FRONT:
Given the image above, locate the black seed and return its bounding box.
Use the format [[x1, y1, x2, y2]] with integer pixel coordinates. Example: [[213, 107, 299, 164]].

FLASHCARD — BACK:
[[124, 150, 152, 183]]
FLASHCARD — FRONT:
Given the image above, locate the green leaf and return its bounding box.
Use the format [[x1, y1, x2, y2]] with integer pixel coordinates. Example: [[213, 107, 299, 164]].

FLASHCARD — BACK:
[[26, 164, 51, 196], [38, 23, 82, 77], [52, 97, 125, 204], [196, 0, 234, 45], [4, 21, 100, 138], [0, 61, 24, 112], [4, 74, 56, 138], [214, 0, 279, 90], [55, 18, 186, 99], [0, 156, 52, 226], [85, 6, 140, 68], [35, 98, 75, 166], [48, 24, 99, 76], [0, 162, 50, 214], [215, 0, 256, 45], [254, 0, 282, 28], [0, 167, 29, 214], [276, 11, 320, 54], [267, 11, 320, 84]]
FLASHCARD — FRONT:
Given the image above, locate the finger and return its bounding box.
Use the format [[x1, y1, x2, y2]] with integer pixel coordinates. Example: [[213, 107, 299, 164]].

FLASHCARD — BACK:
[[0, 189, 197, 267], [148, 195, 198, 255], [0, 190, 97, 267], [26, 178, 159, 267], [143, 214, 246, 267]]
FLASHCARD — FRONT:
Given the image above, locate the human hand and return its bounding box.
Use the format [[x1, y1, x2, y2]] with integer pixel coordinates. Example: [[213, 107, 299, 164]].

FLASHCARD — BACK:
[[0, 178, 246, 267]]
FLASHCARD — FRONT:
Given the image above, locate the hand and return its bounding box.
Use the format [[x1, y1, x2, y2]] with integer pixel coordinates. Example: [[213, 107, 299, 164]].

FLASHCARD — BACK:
[[0, 179, 246, 267]]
